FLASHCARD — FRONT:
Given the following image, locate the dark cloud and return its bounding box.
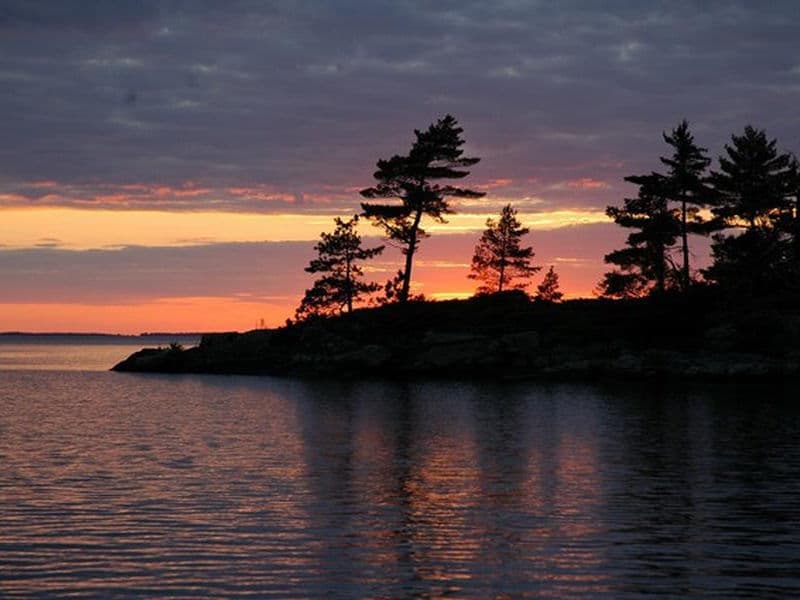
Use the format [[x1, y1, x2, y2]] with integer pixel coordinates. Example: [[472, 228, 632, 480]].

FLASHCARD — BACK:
[[0, 0, 158, 31], [1, 0, 799, 213]]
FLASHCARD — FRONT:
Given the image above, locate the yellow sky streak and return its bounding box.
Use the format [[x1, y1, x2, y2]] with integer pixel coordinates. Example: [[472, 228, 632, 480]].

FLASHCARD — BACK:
[[0, 207, 609, 250]]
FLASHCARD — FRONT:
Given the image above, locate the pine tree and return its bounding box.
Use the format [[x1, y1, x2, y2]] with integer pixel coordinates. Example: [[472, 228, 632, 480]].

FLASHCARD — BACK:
[[535, 266, 563, 302], [469, 204, 540, 294], [658, 120, 712, 291], [295, 216, 384, 320], [599, 173, 682, 298], [360, 115, 484, 303], [705, 126, 796, 294], [788, 157, 800, 271], [376, 270, 406, 305], [711, 126, 794, 229]]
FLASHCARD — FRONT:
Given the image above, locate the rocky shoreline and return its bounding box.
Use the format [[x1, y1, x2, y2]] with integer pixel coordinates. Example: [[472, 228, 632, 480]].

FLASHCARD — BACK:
[[112, 292, 800, 380]]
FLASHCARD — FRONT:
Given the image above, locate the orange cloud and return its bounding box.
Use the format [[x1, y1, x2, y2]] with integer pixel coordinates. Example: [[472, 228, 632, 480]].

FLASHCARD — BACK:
[[226, 185, 295, 203], [154, 185, 211, 198], [0, 193, 31, 204], [28, 181, 59, 189]]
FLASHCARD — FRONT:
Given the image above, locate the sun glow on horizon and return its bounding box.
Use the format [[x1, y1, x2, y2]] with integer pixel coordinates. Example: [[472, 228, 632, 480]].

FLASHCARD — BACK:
[[0, 205, 611, 332], [0, 297, 293, 335]]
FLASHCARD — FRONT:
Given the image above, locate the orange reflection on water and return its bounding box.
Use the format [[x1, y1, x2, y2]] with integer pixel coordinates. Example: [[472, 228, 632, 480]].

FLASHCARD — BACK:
[[531, 428, 611, 597]]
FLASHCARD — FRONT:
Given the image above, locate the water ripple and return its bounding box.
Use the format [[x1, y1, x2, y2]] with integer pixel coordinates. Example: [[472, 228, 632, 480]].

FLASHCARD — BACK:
[[2, 373, 800, 597]]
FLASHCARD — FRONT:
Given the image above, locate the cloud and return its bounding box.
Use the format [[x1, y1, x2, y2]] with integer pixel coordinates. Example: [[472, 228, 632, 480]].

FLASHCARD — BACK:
[[0, 0, 158, 31], [0, 1, 798, 216], [0, 241, 315, 304], [0, 223, 625, 307], [1, 181, 333, 213], [564, 178, 610, 191], [34, 237, 62, 248]]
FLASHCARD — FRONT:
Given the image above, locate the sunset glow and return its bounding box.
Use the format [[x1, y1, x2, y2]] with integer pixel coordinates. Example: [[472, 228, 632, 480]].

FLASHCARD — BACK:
[[4, 4, 800, 600], [2, 1, 797, 332], [1, 203, 616, 332], [0, 206, 609, 250]]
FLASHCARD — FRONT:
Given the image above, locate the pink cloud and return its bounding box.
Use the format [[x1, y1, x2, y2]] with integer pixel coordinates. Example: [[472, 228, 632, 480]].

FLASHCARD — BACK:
[[482, 177, 514, 189], [28, 180, 59, 189], [565, 177, 610, 190]]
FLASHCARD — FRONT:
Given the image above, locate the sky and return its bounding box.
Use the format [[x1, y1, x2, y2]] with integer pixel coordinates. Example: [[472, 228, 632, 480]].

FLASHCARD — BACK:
[[1, 0, 799, 332]]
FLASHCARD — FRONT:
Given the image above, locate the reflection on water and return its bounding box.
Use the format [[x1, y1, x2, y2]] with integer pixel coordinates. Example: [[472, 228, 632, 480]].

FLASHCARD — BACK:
[[1, 371, 800, 597]]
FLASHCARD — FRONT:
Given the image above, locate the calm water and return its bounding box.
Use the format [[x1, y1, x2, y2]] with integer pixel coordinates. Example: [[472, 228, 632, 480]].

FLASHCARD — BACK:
[[1, 339, 800, 597]]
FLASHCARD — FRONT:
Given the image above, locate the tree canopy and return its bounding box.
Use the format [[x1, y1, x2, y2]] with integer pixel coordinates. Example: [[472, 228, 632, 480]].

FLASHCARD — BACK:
[[536, 266, 563, 302], [469, 204, 540, 294], [288, 117, 800, 319], [295, 216, 384, 320], [361, 114, 483, 303], [599, 173, 682, 298], [655, 120, 712, 291], [705, 126, 797, 294]]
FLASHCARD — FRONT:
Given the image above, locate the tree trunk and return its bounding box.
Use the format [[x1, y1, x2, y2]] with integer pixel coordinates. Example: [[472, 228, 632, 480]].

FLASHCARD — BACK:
[[497, 237, 507, 293], [345, 254, 353, 313], [795, 192, 800, 267], [400, 208, 424, 303], [400, 247, 414, 302], [681, 197, 690, 292], [656, 207, 666, 295], [656, 242, 665, 295]]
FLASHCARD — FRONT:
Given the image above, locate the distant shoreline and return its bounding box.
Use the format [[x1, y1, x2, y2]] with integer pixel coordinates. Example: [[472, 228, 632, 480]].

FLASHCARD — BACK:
[[0, 332, 212, 338]]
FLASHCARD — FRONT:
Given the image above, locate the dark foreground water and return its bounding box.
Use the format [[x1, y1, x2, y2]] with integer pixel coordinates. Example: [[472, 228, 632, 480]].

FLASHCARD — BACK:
[[1, 339, 800, 597]]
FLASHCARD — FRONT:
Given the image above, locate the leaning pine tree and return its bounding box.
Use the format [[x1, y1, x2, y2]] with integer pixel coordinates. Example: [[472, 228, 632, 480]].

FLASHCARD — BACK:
[[469, 204, 540, 294], [360, 114, 484, 303], [295, 216, 384, 320]]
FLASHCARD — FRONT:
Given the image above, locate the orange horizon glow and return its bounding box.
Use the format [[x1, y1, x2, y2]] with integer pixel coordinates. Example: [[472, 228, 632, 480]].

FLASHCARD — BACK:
[[1, 239, 603, 333], [0, 206, 609, 249], [1, 205, 611, 333], [0, 284, 600, 335], [0, 297, 293, 334]]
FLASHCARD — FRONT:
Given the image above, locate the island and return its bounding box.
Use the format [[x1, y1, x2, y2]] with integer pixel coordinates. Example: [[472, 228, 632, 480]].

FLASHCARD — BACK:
[[112, 291, 800, 379]]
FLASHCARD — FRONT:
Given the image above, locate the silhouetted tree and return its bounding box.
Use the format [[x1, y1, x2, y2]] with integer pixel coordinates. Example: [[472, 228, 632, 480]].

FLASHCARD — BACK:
[[295, 216, 384, 319], [658, 120, 712, 291], [599, 173, 682, 298], [376, 269, 406, 305], [360, 115, 484, 303], [535, 265, 563, 302], [789, 157, 800, 270], [469, 204, 540, 294], [705, 126, 796, 294]]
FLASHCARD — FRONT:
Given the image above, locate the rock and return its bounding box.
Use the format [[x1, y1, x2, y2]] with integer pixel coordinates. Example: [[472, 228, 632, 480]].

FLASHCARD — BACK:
[[423, 331, 488, 345], [704, 324, 737, 351], [614, 353, 642, 372], [414, 338, 499, 370], [499, 331, 540, 352], [332, 344, 392, 369], [200, 332, 240, 348], [112, 346, 188, 372]]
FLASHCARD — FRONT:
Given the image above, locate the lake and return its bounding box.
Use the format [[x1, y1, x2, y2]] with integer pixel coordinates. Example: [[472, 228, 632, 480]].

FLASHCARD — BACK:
[[1, 337, 799, 597]]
